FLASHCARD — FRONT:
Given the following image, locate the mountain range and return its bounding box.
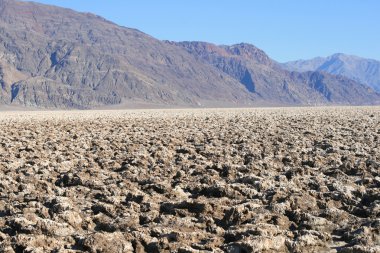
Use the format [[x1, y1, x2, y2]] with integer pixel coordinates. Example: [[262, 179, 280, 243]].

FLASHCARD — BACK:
[[282, 53, 380, 92], [0, 0, 379, 109]]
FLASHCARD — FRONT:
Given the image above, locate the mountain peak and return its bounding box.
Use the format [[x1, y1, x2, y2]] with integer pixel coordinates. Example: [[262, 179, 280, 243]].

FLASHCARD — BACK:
[[222, 43, 271, 65], [176, 41, 272, 65], [331, 53, 345, 57], [283, 53, 380, 92], [171, 41, 230, 57], [329, 53, 360, 61]]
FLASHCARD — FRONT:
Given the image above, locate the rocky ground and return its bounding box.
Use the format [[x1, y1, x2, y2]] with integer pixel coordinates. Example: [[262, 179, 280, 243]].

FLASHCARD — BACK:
[[0, 107, 379, 253]]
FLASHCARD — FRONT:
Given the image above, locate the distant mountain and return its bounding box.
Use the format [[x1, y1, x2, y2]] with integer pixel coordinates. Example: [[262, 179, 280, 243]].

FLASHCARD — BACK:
[[282, 53, 380, 92], [0, 0, 379, 108], [173, 42, 379, 105]]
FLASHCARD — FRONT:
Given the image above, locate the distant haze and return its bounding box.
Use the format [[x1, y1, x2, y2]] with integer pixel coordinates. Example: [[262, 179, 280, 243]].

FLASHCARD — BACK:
[[283, 54, 380, 92], [26, 0, 380, 62]]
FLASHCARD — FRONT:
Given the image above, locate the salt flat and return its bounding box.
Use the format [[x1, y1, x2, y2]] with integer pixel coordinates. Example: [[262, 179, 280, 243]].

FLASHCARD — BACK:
[[0, 107, 379, 252]]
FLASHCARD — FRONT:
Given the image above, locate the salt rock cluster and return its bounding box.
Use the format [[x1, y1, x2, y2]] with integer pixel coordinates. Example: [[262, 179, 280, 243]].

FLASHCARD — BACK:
[[0, 107, 379, 253]]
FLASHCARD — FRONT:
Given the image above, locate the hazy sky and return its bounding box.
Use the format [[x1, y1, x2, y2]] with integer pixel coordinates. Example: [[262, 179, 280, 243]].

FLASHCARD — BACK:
[[29, 0, 380, 62]]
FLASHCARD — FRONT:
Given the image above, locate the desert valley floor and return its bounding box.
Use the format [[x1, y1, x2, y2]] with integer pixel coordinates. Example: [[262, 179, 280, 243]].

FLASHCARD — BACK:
[[0, 107, 379, 253]]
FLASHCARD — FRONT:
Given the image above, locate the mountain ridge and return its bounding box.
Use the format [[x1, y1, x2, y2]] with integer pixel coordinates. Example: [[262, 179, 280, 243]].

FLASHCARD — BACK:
[[282, 54, 380, 92], [0, 0, 379, 108], [173, 41, 379, 105]]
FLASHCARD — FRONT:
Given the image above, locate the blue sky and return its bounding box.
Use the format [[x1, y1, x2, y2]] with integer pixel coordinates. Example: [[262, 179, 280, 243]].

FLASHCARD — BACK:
[[29, 0, 380, 62]]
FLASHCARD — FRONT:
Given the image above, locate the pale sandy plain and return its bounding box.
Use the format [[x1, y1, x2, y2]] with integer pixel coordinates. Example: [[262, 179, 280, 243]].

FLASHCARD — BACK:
[[0, 107, 379, 253]]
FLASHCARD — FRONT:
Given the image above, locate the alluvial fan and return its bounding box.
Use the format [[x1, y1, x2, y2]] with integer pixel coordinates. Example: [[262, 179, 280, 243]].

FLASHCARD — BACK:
[[0, 107, 379, 252]]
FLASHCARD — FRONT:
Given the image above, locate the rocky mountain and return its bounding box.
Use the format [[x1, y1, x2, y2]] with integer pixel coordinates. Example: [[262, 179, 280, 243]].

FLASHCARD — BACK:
[[173, 42, 379, 105], [0, 0, 259, 108], [0, 0, 379, 108], [282, 53, 380, 92]]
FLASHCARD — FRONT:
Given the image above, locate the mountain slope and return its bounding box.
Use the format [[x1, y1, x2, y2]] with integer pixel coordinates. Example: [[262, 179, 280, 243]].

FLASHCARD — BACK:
[[0, 0, 259, 108], [174, 42, 379, 105], [0, 0, 379, 108], [282, 54, 380, 92]]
